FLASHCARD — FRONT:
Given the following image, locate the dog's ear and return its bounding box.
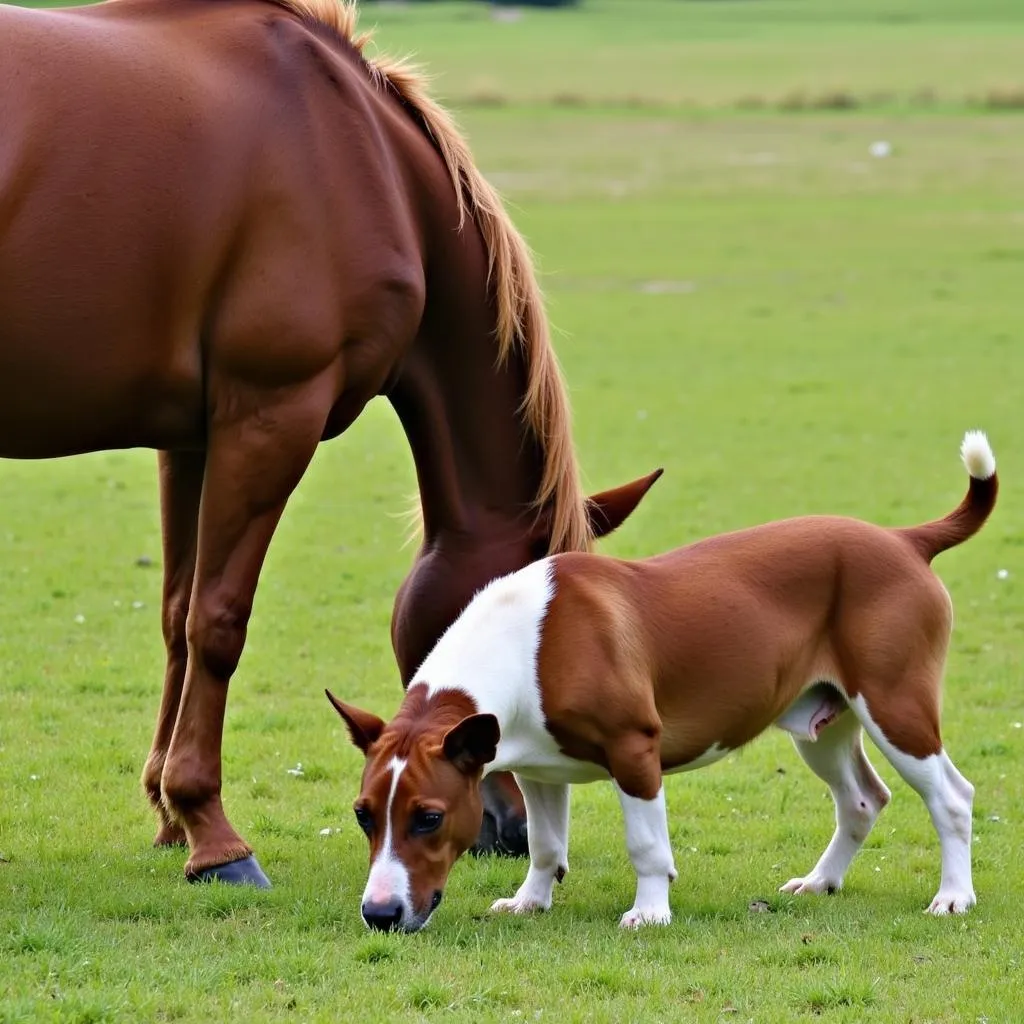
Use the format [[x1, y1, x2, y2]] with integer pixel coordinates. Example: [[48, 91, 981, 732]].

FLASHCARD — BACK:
[[442, 714, 501, 775], [325, 690, 385, 755]]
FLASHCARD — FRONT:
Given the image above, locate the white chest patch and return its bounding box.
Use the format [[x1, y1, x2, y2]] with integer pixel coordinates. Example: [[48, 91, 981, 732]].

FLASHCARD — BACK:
[[416, 559, 610, 786]]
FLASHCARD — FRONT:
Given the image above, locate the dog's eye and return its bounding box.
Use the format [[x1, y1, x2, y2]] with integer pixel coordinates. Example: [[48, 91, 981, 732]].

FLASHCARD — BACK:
[[354, 805, 373, 835], [411, 809, 444, 836]]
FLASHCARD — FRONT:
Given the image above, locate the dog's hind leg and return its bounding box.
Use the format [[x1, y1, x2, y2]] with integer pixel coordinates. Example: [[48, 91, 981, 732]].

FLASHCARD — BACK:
[[849, 694, 976, 915], [489, 778, 569, 916], [781, 709, 891, 897]]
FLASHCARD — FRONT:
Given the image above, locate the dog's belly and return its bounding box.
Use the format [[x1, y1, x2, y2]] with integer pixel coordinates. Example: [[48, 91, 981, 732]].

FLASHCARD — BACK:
[[773, 682, 847, 741], [662, 742, 732, 775]]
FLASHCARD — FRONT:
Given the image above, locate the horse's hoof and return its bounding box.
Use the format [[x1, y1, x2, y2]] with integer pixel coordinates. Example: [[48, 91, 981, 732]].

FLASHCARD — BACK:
[[187, 854, 271, 888], [498, 816, 529, 858], [469, 810, 500, 857], [470, 811, 529, 858]]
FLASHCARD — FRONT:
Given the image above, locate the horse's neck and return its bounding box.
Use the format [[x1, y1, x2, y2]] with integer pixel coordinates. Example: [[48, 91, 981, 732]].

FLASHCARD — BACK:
[[389, 231, 543, 546], [387, 231, 544, 681]]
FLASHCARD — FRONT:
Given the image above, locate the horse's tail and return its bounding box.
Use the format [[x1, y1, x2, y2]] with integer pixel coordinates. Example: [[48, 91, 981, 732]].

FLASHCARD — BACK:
[[896, 431, 998, 563]]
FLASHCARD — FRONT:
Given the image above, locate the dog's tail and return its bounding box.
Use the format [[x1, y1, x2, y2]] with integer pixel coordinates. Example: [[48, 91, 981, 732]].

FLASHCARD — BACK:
[[897, 430, 998, 563]]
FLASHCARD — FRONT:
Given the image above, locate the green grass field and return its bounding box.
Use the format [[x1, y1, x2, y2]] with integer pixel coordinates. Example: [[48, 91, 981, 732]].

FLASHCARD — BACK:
[[2, 1, 1023, 1021]]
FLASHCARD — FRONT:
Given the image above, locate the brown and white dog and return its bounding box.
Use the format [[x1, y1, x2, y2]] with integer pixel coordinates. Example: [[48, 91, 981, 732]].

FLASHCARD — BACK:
[[329, 431, 997, 931]]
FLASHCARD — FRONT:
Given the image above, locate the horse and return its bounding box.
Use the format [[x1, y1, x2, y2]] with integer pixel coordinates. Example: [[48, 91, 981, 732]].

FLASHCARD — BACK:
[[0, 0, 660, 886]]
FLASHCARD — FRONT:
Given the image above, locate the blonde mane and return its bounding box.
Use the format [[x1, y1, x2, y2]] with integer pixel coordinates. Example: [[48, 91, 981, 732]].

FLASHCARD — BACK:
[[268, 0, 593, 554]]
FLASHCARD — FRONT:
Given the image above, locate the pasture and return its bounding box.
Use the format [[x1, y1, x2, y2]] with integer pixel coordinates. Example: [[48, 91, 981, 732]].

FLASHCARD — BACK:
[[2, 0, 1023, 1020]]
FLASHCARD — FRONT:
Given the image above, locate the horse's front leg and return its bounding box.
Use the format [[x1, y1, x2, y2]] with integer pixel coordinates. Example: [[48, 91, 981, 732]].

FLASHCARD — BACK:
[[159, 380, 330, 885], [142, 449, 205, 848]]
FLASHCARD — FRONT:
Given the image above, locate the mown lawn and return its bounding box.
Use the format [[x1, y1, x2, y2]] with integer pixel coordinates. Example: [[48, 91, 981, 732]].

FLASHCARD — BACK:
[[2, 1, 1023, 1021]]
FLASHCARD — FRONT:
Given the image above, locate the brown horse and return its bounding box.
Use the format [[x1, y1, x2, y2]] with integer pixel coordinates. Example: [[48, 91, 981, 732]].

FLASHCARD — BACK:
[[0, 0, 659, 885]]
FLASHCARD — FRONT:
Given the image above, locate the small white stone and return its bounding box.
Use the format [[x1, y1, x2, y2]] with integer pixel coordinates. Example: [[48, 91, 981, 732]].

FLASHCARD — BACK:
[[869, 140, 892, 158], [997, 569, 1010, 580]]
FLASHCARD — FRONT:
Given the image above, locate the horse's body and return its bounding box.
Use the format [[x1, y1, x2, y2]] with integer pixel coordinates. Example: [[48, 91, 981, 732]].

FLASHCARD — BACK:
[[0, 0, 657, 883]]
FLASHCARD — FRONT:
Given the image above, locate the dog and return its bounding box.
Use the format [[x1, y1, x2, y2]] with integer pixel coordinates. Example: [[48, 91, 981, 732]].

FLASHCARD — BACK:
[[329, 431, 996, 931]]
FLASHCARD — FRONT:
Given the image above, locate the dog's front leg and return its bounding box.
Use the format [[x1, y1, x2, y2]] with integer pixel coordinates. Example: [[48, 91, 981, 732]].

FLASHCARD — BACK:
[[490, 777, 569, 915], [614, 782, 677, 928]]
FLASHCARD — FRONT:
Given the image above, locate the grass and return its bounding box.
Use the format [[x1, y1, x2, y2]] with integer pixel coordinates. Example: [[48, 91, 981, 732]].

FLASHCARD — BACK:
[[2, 0, 1024, 1021]]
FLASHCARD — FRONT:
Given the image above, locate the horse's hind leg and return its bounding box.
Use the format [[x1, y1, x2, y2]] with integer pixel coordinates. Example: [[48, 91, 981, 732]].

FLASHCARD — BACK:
[[159, 380, 331, 886], [141, 450, 204, 848], [781, 709, 891, 897]]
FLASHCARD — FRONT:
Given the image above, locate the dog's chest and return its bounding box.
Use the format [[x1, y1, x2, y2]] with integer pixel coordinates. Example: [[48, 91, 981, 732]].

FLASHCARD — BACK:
[[490, 730, 610, 784]]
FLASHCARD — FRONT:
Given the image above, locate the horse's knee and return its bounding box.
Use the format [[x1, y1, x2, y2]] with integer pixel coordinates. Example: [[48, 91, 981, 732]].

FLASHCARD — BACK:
[[142, 752, 166, 804], [160, 753, 220, 814], [162, 591, 191, 660], [186, 595, 251, 680]]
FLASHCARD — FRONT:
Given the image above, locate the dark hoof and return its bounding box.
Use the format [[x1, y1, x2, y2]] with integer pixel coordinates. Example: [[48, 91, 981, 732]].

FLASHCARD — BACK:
[[470, 811, 529, 858], [470, 810, 500, 857], [187, 854, 271, 889], [497, 815, 529, 857]]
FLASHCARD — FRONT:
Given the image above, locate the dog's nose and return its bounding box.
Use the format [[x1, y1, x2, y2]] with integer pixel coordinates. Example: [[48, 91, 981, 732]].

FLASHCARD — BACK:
[[362, 898, 405, 932]]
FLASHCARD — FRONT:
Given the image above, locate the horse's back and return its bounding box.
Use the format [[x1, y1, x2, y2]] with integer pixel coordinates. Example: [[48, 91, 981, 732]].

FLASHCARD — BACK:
[[0, 0, 426, 457]]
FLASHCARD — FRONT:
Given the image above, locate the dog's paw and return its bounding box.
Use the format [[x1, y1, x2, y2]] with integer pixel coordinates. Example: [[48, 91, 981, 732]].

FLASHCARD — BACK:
[[489, 893, 550, 915], [926, 890, 976, 916], [779, 873, 841, 896], [619, 905, 672, 929]]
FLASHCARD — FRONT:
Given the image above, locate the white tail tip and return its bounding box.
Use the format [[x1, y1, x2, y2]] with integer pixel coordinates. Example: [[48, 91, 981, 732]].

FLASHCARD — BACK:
[[960, 430, 996, 480]]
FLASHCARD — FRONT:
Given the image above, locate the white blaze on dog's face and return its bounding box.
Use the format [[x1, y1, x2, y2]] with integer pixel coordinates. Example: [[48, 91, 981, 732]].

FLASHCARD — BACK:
[[326, 687, 499, 933]]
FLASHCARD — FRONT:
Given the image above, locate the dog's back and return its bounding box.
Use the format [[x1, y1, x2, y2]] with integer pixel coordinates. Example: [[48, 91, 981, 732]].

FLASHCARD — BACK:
[[539, 431, 998, 768]]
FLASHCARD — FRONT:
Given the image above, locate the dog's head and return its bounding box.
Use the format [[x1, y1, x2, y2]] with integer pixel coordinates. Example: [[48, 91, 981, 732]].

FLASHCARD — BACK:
[[327, 685, 499, 932]]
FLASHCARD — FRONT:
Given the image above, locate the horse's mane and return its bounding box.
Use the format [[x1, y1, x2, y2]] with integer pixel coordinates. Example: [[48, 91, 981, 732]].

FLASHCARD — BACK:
[[267, 0, 593, 555]]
